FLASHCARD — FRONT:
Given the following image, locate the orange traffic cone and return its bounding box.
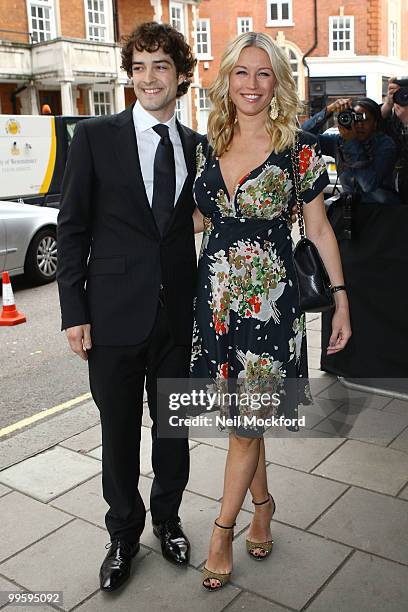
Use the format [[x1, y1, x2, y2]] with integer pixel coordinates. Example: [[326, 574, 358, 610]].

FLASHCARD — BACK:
[[0, 271, 26, 326]]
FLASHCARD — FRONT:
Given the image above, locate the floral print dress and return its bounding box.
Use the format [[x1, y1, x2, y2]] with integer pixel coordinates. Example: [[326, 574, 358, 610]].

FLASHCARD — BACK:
[[190, 131, 329, 433]]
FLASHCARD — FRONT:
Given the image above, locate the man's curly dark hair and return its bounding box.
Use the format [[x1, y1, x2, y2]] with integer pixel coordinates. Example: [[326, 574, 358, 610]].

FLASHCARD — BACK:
[[121, 22, 196, 98]]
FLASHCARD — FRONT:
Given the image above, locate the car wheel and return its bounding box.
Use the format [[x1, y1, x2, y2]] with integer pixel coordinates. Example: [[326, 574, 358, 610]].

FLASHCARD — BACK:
[[24, 227, 57, 284]]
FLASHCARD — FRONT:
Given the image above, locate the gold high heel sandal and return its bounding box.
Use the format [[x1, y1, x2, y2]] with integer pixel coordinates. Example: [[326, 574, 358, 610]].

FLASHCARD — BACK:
[[246, 493, 275, 560], [202, 519, 235, 591]]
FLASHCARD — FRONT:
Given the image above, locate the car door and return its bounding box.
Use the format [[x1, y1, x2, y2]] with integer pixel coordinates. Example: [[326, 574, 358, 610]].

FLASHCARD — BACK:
[[0, 219, 6, 271]]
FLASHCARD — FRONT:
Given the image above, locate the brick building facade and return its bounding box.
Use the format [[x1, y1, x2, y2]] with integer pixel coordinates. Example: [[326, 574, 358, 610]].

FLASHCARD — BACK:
[[0, 0, 198, 123], [194, 0, 408, 131], [1, 0, 407, 132]]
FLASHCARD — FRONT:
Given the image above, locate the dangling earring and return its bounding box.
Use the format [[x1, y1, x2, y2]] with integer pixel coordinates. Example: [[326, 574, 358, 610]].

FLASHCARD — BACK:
[[270, 95, 279, 120]]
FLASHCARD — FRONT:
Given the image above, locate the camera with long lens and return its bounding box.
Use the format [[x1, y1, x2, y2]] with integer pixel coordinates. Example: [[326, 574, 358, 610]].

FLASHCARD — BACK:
[[337, 109, 367, 129], [393, 77, 408, 107]]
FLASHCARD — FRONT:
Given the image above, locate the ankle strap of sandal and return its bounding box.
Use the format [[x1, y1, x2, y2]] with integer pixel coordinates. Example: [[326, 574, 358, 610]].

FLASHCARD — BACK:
[[252, 493, 271, 506], [214, 519, 236, 530]]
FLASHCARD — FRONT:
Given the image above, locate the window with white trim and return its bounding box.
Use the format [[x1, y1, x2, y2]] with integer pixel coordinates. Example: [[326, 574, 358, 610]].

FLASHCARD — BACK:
[[170, 2, 185, 34], [267, 1, 292, 25], [329, 16, 354, 55], [94, 90, 112, 115], [196, 19, 211, 58], [86, 0, 107, 42], [197, 88, 210, 134], [237, 17, 253, 34], [282, 47, 299, 90], [175, 97, 189, 125], [28, 0, 56, 43], [389, 20, 398, 57]]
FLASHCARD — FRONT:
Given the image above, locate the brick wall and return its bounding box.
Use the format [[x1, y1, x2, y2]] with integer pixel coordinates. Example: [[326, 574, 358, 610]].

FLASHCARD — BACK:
[[60, 0, 86, 39], [117, 0, 154, 38], [0, 0, 29, 43]]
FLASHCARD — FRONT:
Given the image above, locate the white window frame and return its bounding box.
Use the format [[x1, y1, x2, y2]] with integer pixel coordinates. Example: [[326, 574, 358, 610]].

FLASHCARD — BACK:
[[237, 17, 253, 34], [26, 0, 56, 43], [84, 0, 108, 42], [196, 19, 212, 59], [93, 89, 112, 115], [170, 2, 185, 34], [175, 96, 188, 125], [266, 1, 293, 27], [389, 19, 398, 57], [329, 16, 355, 56]]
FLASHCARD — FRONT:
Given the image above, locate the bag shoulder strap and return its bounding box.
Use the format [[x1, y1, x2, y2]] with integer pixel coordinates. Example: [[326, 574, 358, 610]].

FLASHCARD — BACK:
[[291, 132, 306, 240]]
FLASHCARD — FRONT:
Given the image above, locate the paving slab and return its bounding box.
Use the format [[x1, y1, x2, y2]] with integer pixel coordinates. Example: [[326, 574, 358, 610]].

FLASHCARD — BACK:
[[314, 404, 408, 446], [263, 432, 346, 472], [306, 551, 408, 612], [88, 428, 198, 475], [0, 401, 99, 470], [398, 484, 408, 500], [306, 317, 322, 331], [0, 491, 72, 563], [307, 347, 323, 370], [240, 463, 348, 529], [316, 382, 391, 410], [298, 397, 344, 429], [389, 426, 408, 453], [230, 523, 350, 610], [60, 425, 101, 453], [306, 330, 322, 349], [0, 447, 101, 503], [75, 551, 240, 612], [0, 520, 131, 612], [0, 484, 10, 498], [0, 576, 22, 609], [225, 591, 290, 611], [382, 398, 408, 415], [51, 474, 152, 528], [312, 439, 408, 495], [141, 490, 252, 568], [309, 487, 408, 565], [186, 444, 228, 499]]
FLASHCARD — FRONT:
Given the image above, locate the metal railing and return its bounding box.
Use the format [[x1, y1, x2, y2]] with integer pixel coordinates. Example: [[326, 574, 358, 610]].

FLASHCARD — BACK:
[[0, 29, 33, 44]]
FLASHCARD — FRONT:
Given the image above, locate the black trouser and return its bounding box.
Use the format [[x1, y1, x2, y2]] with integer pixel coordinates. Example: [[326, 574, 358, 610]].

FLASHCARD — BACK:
[[88, 302, 190, 544]]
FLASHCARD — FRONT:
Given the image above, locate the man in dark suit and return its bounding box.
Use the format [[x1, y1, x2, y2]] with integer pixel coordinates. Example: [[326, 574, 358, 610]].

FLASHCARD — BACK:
[[57, 22, 200, 592]]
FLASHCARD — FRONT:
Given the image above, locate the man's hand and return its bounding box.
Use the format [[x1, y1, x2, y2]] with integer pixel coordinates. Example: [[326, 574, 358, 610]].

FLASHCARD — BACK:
[[385, 77, 399, 107], [327, 98, 352, 116], [65, 324, 92, 361], [338, 122, 356, 141]]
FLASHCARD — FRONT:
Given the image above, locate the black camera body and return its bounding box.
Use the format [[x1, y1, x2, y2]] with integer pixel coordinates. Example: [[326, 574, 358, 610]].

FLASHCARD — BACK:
[[393, 77, 408, 107], [337, 109, 367, 129]]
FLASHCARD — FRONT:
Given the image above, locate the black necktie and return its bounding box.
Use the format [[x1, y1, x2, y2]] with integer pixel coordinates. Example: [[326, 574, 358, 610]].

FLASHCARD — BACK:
[[152, 124, 176, 235]]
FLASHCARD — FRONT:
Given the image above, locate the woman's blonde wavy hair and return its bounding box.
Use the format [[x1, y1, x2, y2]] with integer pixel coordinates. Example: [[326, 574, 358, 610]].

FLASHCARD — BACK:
[[207, 32, 302, 157]]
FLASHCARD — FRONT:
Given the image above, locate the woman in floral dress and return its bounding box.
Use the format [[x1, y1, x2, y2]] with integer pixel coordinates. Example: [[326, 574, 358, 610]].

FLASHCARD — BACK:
[[190, 32, 351, 591]]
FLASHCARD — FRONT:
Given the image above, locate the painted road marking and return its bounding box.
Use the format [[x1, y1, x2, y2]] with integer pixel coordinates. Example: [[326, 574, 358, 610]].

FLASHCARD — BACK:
[[0, 392, 92, 438]]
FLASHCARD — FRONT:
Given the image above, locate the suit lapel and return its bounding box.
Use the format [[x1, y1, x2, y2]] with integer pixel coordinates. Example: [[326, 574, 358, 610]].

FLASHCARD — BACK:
[[112, 106, 160, 238]]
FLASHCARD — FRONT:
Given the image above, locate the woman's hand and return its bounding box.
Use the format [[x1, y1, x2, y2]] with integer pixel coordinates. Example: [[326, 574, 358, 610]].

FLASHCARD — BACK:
[[327, 302, 352, 355], [193, 207, 204, 233]]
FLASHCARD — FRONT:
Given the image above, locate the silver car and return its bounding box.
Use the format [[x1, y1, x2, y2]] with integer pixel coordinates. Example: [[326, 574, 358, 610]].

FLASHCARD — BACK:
[[0, 200, 58, 284]]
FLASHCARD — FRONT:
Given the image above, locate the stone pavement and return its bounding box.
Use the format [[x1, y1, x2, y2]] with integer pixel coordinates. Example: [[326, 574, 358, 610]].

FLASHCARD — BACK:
[[0, 314, 408, 612]]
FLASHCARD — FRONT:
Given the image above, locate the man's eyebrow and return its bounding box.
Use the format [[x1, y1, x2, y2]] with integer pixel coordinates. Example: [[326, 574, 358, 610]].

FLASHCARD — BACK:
[[131, 59, 172, 66]]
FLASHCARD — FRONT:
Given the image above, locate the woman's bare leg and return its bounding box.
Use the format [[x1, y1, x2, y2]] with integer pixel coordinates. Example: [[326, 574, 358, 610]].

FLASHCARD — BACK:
[[204, 433, 261, 588], [247, 438, 274, 558]]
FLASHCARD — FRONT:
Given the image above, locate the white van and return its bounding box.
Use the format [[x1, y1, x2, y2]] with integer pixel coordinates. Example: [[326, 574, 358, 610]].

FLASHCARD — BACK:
[[0, 114, 87, 207]]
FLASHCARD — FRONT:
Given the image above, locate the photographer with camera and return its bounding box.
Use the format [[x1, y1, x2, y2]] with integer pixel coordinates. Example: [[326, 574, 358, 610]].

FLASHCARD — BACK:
[[381, 77, 408, 204], [303, 97, 398, 205]]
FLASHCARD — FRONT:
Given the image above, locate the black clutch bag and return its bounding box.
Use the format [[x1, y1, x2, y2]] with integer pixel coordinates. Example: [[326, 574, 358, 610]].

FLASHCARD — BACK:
[[291, 135, 335, 313]]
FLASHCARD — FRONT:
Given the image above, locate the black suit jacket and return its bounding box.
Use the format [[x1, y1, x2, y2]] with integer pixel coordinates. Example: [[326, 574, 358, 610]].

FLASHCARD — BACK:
[[57, 105, 200, 346]]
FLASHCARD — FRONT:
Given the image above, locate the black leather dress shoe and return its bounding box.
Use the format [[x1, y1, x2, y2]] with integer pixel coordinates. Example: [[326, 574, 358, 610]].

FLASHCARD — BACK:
[[153, 518, 190, 566], [99, 539, 140, 592]]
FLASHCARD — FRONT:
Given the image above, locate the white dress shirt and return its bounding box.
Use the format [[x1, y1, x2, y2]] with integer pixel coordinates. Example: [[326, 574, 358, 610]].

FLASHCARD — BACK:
[[132, 100, 188, 206]]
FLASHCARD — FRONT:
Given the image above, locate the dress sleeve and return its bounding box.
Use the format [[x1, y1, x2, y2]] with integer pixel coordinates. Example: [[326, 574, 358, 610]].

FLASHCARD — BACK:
[[297, 131, 330, 203]]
